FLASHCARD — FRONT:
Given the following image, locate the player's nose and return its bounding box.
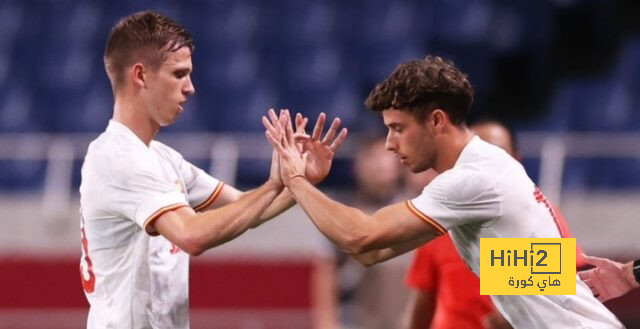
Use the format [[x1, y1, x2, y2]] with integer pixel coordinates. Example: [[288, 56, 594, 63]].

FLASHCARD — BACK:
[[184, 78, 195, 96], [385, 133, 397, 151]]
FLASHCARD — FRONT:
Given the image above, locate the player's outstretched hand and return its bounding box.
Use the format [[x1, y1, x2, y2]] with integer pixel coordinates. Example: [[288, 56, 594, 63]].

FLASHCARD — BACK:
[[262, 109, 288, 188], [262, 110, 306, 186], [578, 254, 639, 302], [293, 112, 348, 184]]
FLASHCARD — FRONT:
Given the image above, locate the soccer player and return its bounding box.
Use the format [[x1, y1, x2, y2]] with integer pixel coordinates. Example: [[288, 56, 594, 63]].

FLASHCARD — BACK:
[[79, 11, 346, 329], [264, 56, 623, 328], [579, 255, 640, 302], [403, 120, 587, 329]]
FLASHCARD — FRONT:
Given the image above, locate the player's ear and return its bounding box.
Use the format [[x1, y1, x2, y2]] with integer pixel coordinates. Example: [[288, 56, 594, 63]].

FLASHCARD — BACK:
[[431, 109, 446, 130], [131, 63, 146, 88]]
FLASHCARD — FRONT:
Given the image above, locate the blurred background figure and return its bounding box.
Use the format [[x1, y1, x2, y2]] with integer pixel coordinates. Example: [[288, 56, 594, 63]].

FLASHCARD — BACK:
[[352, 136, 403, 212], [579, 255, 640, 302], [334, 136, 408, 329], [1, 1, 640, 328]]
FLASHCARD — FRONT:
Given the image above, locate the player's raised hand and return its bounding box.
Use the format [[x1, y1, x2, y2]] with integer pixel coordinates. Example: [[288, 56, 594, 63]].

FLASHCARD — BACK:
[[261, 108, 288, 187], [293, 112, 310, 152], [294, 112, 348, 184], [578, 254, 639, 302], [262, 110, 306, 186]]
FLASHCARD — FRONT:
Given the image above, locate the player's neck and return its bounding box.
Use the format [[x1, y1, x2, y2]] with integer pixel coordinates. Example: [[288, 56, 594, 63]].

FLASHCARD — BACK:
[[112, 99, 159, 147], [433, 127, 474, 173]]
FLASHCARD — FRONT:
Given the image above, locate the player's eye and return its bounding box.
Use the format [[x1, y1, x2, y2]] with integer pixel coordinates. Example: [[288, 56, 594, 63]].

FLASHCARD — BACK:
[[174, 70, 189, 79]]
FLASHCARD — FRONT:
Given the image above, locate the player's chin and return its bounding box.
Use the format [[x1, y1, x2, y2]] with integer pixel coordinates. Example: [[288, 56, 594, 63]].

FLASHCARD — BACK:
[[409, 163, 430, 173], [160, 115, 179, 127], [403, 163, 418, 173], [409, 166, 422, 173]]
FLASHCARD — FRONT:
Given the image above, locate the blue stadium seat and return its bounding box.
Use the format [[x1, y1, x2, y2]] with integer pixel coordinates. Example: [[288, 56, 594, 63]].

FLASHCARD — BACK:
[[488, 0, 553, 55], [537, 75, 635, 132], [194, 45, 278, 131], [275, 0, 337, 50], [422, 0, 494, 47], [585, 158, 640, 190], [0, 160, 47, 192], [192, 0, 260, 51], [617, 36, 640, 129], [277, 45, 365, 128], [0, 1, 23, 86], [0, 80, 41, 132], [566, 77, 634, 131], [561, 159, 590, 192], [341, 1, 424, 85]]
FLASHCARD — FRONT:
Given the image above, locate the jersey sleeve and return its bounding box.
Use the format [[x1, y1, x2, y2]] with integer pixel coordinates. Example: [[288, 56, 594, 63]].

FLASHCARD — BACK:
[[174, 152, 224, 212], [107, 151, 189, 235], [407, 168, 501, 232]]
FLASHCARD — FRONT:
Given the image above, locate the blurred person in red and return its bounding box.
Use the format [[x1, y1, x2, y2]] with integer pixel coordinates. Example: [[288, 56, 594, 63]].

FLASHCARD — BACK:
[[403, 120, 586, 329]]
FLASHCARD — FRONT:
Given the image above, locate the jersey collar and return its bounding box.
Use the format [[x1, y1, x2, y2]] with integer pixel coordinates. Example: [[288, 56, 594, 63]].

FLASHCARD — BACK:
[[106, 120, 150, 149]]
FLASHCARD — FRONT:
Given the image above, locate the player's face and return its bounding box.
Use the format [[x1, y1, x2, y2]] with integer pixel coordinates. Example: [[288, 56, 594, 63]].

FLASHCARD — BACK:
[[144, 46, 195, 127], [382, 109, 436, 173]]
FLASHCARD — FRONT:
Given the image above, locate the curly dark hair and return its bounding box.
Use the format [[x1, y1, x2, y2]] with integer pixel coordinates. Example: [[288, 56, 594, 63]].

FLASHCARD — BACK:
[[364, 55, 474, 125], [104, 10, 194, 91]]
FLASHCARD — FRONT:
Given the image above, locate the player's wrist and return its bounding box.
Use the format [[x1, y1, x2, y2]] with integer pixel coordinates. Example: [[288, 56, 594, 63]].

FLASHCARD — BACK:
[[286, 173, 307, 187], [266, 177, 285, 191]]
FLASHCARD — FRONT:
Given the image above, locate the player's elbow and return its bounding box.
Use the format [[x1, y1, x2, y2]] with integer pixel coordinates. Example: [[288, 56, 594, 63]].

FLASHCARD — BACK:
[[352, 253, 380, 267], [178, 233, 207, 256], [184, 244, 205, 257], [182, 229, 234, 256]]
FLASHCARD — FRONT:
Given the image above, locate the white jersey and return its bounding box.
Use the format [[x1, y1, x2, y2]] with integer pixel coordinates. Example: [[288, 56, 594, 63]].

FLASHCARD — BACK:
[[79, 120, 223, 329], [408, 136, 623, 329]]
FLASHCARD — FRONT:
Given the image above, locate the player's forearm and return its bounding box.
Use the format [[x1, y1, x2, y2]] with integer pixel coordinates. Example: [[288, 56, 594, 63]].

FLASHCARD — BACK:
[[251, 189, 297, 227], [192, 179, 282, 251], [351, 235, 432, 267], [287, 177, 374, 254]]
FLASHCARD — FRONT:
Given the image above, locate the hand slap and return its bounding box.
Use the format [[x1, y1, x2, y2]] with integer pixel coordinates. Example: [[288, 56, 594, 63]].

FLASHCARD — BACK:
[[294, 113, 311, 149], [262, 109, 307, 186], [262, 108, 290, 187], [297, 112, 348, 184], [323, 116, 348, 152]]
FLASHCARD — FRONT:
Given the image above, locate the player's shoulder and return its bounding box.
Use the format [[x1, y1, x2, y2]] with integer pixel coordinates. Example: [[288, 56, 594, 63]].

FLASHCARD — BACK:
[[458, 137, 517, 178], [150, 140, 181, 158], [436, 157, 494, 187], [149, 141, 188, 170], [86, 135, 160, 183], [87, 132, 143, 162], [463, 137, 512, 164], [430, 168, 494, 203]]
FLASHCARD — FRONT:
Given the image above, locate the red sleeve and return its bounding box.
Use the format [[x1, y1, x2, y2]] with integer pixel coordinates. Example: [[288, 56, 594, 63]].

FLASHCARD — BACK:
[[405, 236, 446, 292]]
